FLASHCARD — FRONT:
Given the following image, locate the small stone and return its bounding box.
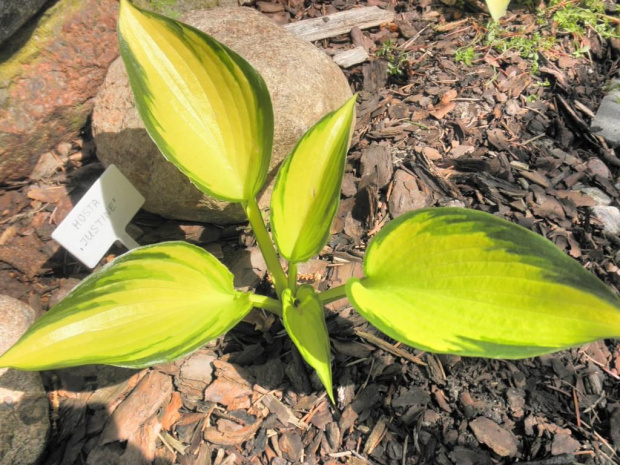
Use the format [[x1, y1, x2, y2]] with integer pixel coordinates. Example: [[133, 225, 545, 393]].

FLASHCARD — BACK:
[[591, 206, 620, 235], [580, 187, 612, 206], [551, 433, 580, 455], [591, 79, 620, 147], [470, 417, 518, 458], [0, 295, 50, 465]]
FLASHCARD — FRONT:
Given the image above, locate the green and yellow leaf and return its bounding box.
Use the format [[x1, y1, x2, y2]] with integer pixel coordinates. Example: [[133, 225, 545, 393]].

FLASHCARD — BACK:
[[282, 285, 334, 402], [346, 207, 620, 359], [271, 95, 356, 263], [118, 0, 273, 202], [0, 242, 252, 370]]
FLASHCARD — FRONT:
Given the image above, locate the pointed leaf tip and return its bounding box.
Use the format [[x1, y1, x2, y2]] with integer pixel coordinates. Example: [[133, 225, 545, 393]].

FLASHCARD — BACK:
[[118, 0, 273, 202], [346, 207, 620, 359], [283, 286, 334, 402], [271, 94, 357, 263], [0, 242, 252, 370]]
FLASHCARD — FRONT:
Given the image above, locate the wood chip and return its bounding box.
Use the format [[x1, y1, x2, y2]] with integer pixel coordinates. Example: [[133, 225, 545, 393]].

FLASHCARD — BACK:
[[260, 393, 306, 429], [161, 391, 183, 431], [363, 416, 388, 454], [469, 417, 518, 458], [100, 370, 172, 445], [283, 7, 394, 42], [354, 329, 426, 366], [204, 378, 253, 407], [0, 234, 50, 278], [279, 431, 303, 462], [333, 46, 369, 68], [204, 420, 261, 446]]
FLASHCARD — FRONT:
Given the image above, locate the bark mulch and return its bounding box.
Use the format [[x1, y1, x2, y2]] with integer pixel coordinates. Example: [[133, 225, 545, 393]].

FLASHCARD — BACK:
[[1, 0, 620, 463]]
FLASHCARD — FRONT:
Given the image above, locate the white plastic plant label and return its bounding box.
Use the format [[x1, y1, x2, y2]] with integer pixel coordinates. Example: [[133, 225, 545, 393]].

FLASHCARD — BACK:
[[52, 165, 145, 268]]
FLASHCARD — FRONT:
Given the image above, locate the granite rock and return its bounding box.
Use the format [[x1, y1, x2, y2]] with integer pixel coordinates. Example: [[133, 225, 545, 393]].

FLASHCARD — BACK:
[[0, 0, 119, 182], [0, 295, 50, 465], [93, 7, 352, 224]]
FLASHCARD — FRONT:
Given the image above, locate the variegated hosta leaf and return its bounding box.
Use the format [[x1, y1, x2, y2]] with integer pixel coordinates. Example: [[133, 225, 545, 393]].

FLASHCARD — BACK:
[[282, 285, 334, 402], [118, 0, 273, 202], [346, 207, 620, 359], [271, 95, 356, 263], [0, 242, 252, 370], [486, 0, 510, 21]]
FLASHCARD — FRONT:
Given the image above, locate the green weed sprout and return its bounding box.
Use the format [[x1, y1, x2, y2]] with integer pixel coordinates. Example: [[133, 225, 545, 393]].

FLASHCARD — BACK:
[[1, 1, 620, 402]]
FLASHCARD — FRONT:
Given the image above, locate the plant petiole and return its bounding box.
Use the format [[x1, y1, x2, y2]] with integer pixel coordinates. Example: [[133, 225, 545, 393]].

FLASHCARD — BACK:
[[248, 293, 283, 317], [318, 284, 348, 305], [288, 262, 298, 293], [243, 198, 288, 299]]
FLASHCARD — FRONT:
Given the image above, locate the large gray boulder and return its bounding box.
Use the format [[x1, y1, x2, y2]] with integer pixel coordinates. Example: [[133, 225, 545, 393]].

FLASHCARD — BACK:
[[0, 0, 48, 45], [0, 296, 49, 465], [93, 7, 353, 224]]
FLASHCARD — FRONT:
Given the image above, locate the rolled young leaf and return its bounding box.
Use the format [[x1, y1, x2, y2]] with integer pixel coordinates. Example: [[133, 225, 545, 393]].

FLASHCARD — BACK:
[[346, 207, 620, 359], [118, 0, 273, 202], [282, 285, 334, 402], [0, 242, 252, 370], [271, 95, 356, 263]]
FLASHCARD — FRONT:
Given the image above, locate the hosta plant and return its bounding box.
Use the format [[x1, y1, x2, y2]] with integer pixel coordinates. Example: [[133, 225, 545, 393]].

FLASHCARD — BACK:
[[2, 0, 620, 403]]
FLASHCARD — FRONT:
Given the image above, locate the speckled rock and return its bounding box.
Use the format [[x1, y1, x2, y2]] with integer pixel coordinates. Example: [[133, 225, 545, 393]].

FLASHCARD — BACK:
[[0, 0, 48, 45], [0, 0, 119, 182], [93, 7, 353, 224], [0, 295, 49, 465]]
